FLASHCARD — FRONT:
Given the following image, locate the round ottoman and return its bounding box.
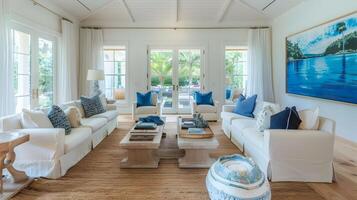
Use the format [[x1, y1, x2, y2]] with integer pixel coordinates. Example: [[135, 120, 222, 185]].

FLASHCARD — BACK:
[[206, 154, 271, 200]]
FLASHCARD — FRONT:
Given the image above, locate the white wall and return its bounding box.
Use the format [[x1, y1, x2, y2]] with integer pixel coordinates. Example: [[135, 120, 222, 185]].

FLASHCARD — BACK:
[[103, 29, 249, 113], [272, 0, 357, 142]]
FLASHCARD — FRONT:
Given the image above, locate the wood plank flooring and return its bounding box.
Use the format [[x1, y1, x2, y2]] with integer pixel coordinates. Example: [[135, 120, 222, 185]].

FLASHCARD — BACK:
[[13, 115, 357, 200]]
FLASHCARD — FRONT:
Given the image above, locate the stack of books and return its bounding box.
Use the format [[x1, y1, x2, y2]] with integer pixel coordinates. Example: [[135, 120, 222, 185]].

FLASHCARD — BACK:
[[134, 122, 157, 130], [188, 128, 206, 135], [182, 119, 196, 129]]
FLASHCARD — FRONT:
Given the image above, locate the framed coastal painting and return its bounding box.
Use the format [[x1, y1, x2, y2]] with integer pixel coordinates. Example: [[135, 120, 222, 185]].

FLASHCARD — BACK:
[[286, 12, 357, 104]]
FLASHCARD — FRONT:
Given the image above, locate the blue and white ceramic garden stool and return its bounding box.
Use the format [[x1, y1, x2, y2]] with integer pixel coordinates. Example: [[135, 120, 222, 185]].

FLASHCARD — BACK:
[[206, 154, 271, 200]]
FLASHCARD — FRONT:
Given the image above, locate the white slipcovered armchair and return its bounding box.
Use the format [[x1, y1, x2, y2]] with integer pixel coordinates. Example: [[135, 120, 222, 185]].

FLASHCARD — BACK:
[[132, 93, 161, 121], [191, 100, 219, 121]]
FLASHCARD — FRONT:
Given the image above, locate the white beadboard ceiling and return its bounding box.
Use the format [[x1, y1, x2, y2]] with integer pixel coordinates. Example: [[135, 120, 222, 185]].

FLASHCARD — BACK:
[[48, 0, 304, 27]]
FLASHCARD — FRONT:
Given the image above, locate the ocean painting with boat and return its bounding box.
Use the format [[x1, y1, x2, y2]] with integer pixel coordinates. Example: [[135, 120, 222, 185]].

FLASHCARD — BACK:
[[286, 12, 357, 104]]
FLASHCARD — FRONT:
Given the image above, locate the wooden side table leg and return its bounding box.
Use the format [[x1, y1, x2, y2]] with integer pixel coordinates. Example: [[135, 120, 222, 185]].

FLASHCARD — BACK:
[[5, 150, 28, 183], [0, 147, 8, 193]]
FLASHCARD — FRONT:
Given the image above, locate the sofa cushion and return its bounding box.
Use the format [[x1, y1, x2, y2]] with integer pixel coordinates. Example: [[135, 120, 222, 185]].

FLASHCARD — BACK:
[[80, 95, 106, 118], [80, 118, 107, 132], [194, 91, 214, 105], [270, 106, 301, 130], [233, 95, 257, 118], [64, 106, 82, 128], [221, 112, 251, 123], [48, 105, 71, 135], [231, 118, 256, 134], [242, 127, 264, 149], [64, 127, 91, 153], [136, 91, 153, 107], [298, 108, 319, 130], [21, 109, 53, 129], [91, 110, 118, 121], [196, 104, 216, 113], [136, 106, 157, 115]]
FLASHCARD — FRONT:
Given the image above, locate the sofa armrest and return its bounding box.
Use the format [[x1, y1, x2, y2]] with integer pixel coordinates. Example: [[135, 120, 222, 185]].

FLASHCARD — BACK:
[[17, 128, 65, 159], [222, 104, 235, 112], [191, 101, 197, 113], [106, 104, 117, 111], [264, 129, 335, 161]]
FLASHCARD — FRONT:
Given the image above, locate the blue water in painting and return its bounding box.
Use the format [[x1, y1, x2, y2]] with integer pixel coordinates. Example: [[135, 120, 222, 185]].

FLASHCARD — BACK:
[[287, 53, 357, 104]]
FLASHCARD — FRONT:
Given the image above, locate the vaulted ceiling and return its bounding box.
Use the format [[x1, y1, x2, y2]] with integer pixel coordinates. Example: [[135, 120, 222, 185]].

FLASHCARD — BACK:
[[49, 0, 304, 27]]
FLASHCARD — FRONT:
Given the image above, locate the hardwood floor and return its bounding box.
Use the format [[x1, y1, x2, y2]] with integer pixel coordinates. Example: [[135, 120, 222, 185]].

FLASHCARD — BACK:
[[13, 115, 357, 200]]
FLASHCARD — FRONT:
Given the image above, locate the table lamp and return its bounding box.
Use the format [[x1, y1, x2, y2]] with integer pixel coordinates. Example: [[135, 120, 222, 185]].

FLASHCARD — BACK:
[[87, 69, 104, 96]]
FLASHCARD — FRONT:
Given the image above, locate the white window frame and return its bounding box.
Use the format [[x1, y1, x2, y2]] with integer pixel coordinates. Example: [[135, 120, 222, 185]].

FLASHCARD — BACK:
[[10, 22, 58, 111], [103, 42, 129, 106], [224, 46, 248, 98]]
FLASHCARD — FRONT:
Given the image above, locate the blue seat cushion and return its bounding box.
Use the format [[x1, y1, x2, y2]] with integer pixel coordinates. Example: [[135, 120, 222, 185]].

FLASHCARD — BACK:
[[80, 95, 106, 118], [270, 106, 301, 129], [194, 91, 214, 105], [233, 94, 257, 118], [48, 105, 71, 135], [136, 91, 153, 107]]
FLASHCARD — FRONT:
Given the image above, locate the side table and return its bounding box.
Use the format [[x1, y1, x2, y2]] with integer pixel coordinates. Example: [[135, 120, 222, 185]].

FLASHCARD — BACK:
[[0, 132, 33, 200]]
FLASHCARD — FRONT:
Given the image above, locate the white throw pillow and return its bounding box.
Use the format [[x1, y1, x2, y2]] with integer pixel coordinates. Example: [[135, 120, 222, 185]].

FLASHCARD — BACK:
[[21, 109, 54, 128], [298, 107, 320, 130], [256, 105, 274, 132], [99, 94, 107, 109], [65, 106, 82, 128]]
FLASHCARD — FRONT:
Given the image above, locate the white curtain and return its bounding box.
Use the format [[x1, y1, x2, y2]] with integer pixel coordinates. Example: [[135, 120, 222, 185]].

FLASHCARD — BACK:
[[0, 0, 15, 116], [246, 28, 275, 102], [79, 28, 104, 96], [58, 19, 78, 104]]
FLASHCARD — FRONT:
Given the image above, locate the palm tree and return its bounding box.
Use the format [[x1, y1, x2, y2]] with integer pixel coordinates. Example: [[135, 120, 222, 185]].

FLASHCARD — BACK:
[[150, 52, 173, 99], [179, 51, 200, 86], [336, 22, 347, 80]]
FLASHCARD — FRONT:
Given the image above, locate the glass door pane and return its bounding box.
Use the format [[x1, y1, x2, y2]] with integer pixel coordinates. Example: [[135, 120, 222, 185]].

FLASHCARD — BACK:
[[38, 38, 54, 108], [13, 30, 31, 113], [149, 49, 174, 112], [178, 49, 201, 113]]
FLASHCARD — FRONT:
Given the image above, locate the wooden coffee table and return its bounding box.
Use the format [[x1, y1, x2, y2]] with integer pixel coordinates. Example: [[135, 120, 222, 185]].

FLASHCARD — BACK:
[[120, 124, 164, 168], [177, 118, 219, 168]]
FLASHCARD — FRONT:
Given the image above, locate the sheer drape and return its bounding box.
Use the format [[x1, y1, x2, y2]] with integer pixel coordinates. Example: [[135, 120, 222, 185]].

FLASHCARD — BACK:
[[0, 0, 15, 116], [58, 19, 78, 104], [246, 29, 275, 102], [79, 29, 104, 96]]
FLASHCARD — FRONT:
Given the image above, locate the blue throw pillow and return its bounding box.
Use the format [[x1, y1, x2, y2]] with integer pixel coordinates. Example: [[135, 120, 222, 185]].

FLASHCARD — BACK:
[[270, 106, 301, 129], [233, 94, 257, 118], [48, 105, 71, 135], [194, 91, 214, 105], [80, 95, 106, 118], [136, 91, 153, 107]]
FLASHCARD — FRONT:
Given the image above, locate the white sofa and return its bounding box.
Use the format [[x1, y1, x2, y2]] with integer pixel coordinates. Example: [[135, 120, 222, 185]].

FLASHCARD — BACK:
[[191, 100, 219, 121], [221, 102, 336, 182], [0, 101, 119, 179], [132, 93, 161, 121]]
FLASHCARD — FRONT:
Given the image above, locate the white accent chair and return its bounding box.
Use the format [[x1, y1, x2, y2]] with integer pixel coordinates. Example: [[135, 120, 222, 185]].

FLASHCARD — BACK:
[[132, 93, 161, 121], [221, 102, 336, 182], [0, 101, 119, 179], [192, 100, 219, 121]]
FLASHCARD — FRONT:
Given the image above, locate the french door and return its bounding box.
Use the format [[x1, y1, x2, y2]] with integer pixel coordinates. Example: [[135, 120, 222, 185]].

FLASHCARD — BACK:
[[148, 47, 204, 114], [11, 26, 56, 112]]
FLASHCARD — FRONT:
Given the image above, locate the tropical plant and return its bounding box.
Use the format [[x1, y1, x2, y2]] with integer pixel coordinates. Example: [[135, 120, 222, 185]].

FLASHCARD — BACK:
[[225, 51, 244, 89], [150, 52, 172, 87], [178, 51, 200, 86]]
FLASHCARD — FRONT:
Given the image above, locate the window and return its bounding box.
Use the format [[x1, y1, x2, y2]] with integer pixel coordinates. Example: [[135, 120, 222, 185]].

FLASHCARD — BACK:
[[12, 30, 31, 112], [224, 47, 248, 100], [103, 46, 127, 100], [11, 27, 56, 112]]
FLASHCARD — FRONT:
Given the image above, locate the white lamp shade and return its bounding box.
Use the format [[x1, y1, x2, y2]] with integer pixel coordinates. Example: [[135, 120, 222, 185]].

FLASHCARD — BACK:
[[87, 69, 104, 80]]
